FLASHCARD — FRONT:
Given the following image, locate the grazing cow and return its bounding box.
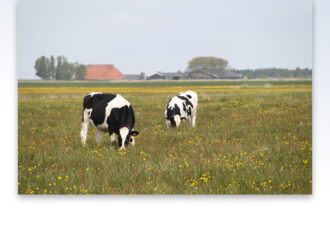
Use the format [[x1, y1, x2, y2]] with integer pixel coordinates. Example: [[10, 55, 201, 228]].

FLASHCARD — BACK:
[[80, 92, 139, 150], [165, 90, 198, 128]]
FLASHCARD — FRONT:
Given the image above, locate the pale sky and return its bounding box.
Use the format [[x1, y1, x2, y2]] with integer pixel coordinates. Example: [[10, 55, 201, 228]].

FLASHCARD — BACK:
[[18, 0, 312, 79]]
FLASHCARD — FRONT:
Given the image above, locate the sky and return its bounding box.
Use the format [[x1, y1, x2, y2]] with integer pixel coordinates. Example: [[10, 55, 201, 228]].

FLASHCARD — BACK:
[[18, 0, 312, 79]]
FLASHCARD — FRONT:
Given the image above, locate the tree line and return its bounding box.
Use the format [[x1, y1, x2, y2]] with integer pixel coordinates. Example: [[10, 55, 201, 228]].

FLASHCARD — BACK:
[[34, 55, 312, 80], [34, 56, 86, 80], [231, 67, 312, 79], [187, 57, 312, 79]]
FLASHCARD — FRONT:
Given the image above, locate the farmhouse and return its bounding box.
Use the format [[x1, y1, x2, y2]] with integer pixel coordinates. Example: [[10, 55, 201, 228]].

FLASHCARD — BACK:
[[84, 64, 124, 80]]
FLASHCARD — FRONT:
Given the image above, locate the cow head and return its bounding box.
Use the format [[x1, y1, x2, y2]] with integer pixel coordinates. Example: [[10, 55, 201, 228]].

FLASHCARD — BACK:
[[119, 128, 139, 150], [125, 130, 139, 146], [166, 104, 182, 127]]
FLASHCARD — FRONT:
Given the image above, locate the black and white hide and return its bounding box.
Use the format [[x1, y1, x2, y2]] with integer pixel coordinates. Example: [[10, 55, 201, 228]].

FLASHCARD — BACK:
[[81, 92, 139, 150], [165, 90, 198, 128]]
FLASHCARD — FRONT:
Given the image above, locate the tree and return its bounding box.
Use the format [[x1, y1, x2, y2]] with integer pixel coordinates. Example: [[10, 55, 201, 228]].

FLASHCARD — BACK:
[[49, 55, 56, 80], [34, 56, 51, 80], [187, 56, 228, 77], [55, 56, 75, 80], [231, 68, 312, 79], [75, 64, 87, 80], [55, 56, 64, 80], [35, 55, 86, 80], [61, 58, 75, 80]]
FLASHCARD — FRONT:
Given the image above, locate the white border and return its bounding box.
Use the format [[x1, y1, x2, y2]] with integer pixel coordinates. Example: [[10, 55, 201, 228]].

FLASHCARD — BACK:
[[1, 0, 330, 229]]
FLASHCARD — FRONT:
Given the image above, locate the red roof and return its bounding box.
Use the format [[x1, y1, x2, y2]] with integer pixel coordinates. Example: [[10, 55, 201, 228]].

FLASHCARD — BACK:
[[84, 64, 124, 80]]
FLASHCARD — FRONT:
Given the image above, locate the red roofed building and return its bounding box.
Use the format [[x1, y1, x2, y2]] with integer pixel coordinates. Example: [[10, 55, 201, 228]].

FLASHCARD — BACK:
[[84, 64, 124, 80]]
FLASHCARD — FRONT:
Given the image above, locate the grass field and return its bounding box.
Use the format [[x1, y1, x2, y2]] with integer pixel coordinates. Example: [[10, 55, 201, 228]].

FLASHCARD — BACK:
[[18, 80, 312, 194]]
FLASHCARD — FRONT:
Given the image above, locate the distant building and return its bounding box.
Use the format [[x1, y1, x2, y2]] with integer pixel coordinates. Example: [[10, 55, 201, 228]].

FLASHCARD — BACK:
[[147, 72, 184, 80], [185, 69, 242, 79], [220, 70, 242, 79], [148, 73, 165, 80], [130, 69, 243, 81], [124, 72, 148, 80], [84, 64, 124, 80], [185, 70, 218, 79], [124, 74, 141, 81], [141, 72, 148, 80], [163, 72, 184, 80]]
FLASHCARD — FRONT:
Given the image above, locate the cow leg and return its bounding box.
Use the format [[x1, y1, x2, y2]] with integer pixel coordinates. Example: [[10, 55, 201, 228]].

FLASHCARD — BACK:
[[81, 121, 90, 145], [166, 119, 170, 128], [110, 134, 116, 143], [95, 128, 103, 144], [186, 116, 192, 127], [191, 114, 196, 128], [119, 127, 129, 150], [108, 127, 116, 147]]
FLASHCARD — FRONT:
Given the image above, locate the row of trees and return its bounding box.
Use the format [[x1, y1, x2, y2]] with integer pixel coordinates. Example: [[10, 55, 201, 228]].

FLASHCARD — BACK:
[[231, 68, 312, 79], [186, 56, 312, 78], [34, 56, 86, 80], [34, 55, 311, 80]]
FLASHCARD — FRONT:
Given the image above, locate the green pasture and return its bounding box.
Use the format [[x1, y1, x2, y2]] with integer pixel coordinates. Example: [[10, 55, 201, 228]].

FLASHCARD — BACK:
[[18, 81, 312, 194]]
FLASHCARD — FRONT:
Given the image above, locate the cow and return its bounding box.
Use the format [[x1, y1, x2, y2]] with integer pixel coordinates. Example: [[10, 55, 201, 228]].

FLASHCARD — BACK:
[[80, 92, 139, 150], [165, 90, 198, 128]]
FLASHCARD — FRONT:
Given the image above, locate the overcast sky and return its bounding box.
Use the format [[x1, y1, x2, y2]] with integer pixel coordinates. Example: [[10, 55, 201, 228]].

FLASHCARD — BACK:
[[18, 0, 312, 79]]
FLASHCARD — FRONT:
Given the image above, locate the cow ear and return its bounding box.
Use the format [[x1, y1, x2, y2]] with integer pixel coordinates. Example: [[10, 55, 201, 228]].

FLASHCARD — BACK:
[[130, 131, 139, 136]]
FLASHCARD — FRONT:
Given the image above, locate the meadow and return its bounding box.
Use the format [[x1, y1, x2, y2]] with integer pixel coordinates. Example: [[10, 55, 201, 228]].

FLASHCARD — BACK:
[[18, 80, 312, 194]]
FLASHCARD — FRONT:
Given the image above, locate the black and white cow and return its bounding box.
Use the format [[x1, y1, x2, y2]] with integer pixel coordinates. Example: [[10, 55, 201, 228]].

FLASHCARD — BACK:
[[165, 90, 198, 128], [80, 92, 139, 150]]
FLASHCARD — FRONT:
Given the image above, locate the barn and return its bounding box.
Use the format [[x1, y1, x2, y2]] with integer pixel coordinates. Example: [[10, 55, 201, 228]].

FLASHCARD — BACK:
[[84, 64, 124, 80], [185, 70, 218, 79]]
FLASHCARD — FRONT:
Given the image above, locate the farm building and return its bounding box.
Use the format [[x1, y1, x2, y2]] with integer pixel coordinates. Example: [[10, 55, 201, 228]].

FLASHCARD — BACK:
[[220, 70, 242, 79], [133, 69, 243, 81], [185, 70, 218, 79], [84, 64, 124, 80], [185, 69, 242, 80], [147, 72, 184, 80], [124, 74, 141, 81], [124, 72, 147, 80], [163, 72, 184, 80], [148, 73, 165, 80]]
